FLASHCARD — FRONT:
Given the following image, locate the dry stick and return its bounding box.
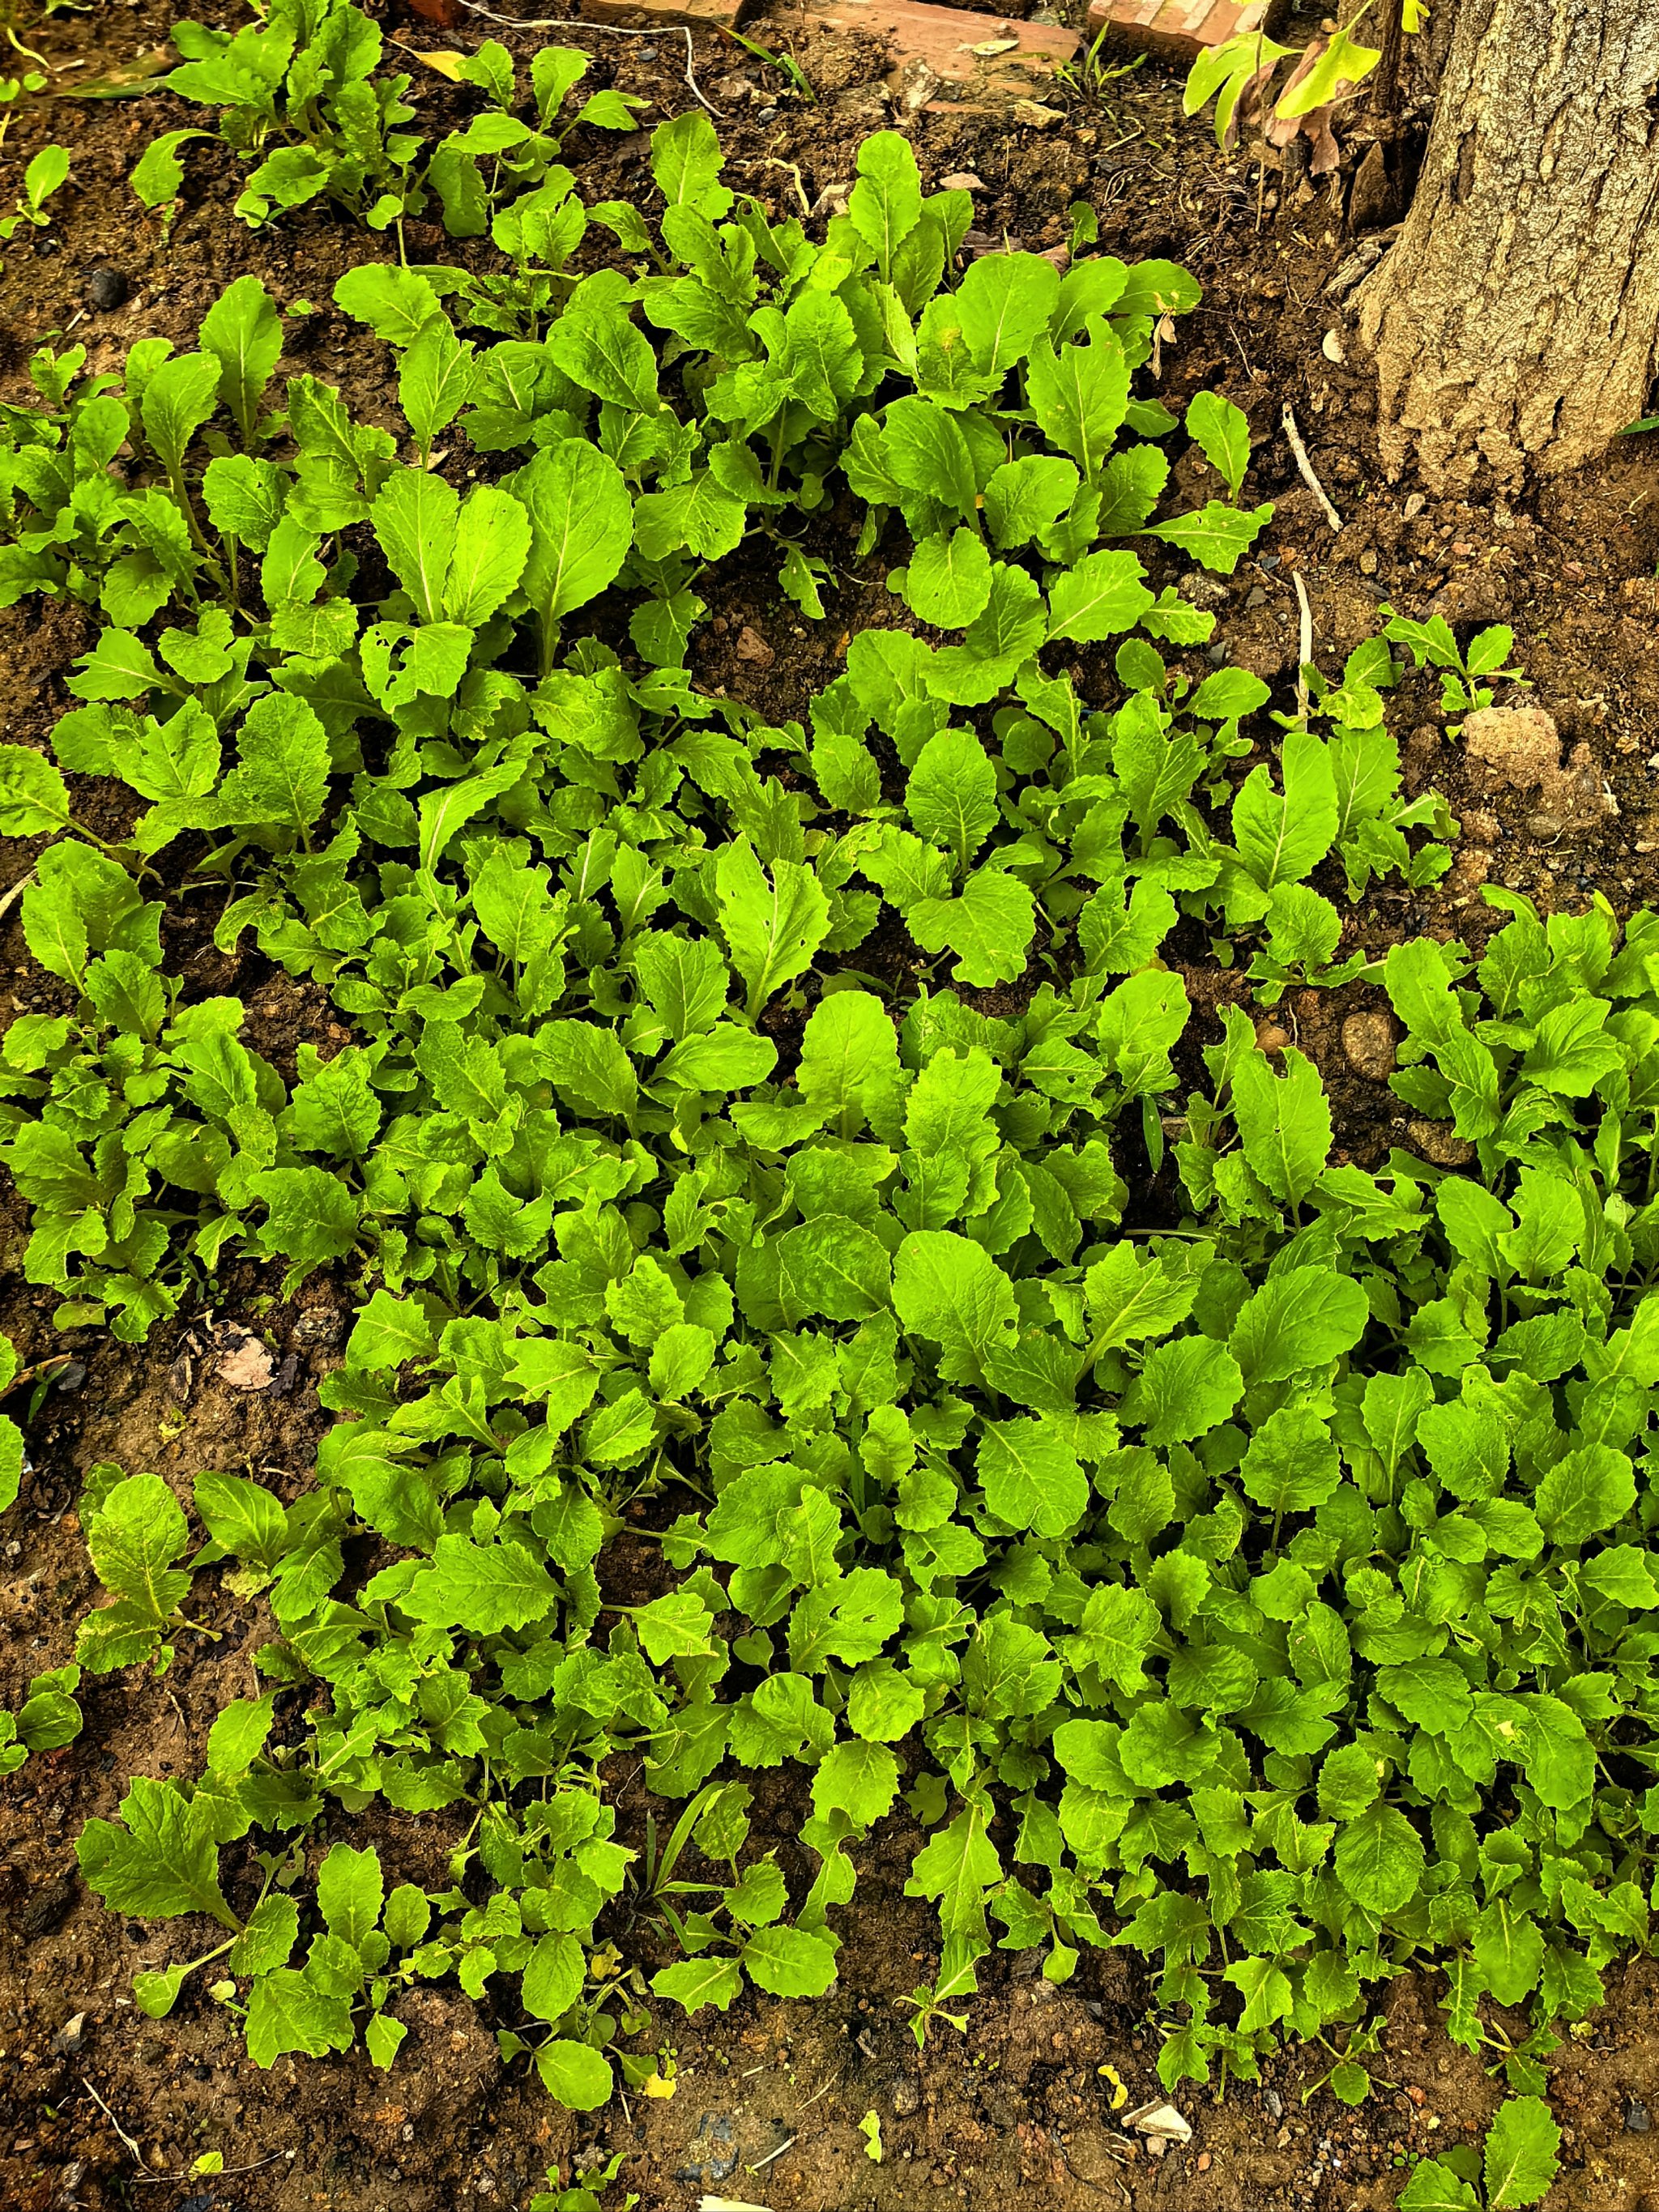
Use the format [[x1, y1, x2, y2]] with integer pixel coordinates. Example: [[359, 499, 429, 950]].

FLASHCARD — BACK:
[[79, 2079, 146, 2168], [1293, 569, 1314, 723], [83, 2072, 290, 2188], [748, 2135, 797, 2172], [1281, 403, 1342, 531], [452, 0, 718, 115], [0, 868, 34, 925]]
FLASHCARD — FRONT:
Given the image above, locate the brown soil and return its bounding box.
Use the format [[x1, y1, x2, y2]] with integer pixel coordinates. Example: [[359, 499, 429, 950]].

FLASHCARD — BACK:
[[6, 2, 1659, 2208]]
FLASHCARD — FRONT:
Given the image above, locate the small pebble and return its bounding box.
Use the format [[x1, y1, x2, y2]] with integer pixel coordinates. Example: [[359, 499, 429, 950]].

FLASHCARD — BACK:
[[638, 41, 656, 56], [1205, 640, 1227, 665], [756, 106, 775, 121], [1341, 1011, 1396, 1081], [1625, 2097, 1651, 2134], [87, 266, 128, 311]]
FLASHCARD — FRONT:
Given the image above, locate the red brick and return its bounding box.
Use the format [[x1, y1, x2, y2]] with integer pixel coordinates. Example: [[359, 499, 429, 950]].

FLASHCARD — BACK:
[[1085, 0, 1286, 58], [805, 0, 1079, 89]]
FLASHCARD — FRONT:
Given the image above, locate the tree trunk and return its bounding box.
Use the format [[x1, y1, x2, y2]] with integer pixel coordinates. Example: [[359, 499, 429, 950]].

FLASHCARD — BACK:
[[1355, 0, 1659, 492]]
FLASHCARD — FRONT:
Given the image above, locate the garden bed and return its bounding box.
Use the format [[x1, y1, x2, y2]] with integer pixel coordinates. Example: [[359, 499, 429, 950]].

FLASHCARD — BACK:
[[5, 2, 1659, 2209]]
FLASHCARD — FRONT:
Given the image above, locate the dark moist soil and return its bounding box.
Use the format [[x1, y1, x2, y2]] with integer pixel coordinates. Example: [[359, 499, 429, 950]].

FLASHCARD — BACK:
[[6, 2, 1659, 2208]]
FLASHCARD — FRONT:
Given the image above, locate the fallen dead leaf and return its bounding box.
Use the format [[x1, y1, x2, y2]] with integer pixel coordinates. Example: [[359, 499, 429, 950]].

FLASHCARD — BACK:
[[394, 41, 467, 79]]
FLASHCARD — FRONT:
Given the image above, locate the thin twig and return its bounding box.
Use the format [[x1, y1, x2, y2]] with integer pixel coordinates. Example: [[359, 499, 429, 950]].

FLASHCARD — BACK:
[[83, 2071, 291, 2186], [760, 156, 812, 216], [747, 2135, 796, 2172], [0, 867, 35, 925], [452, 0, 716, 115], [794, 2065, 842, 2112], [79, 2079, 145, 2167], [0, 1353, 70, 1395], [134, 2150, 292, 2188], [1281, 403, 1342, 531], [1293, 569, 1313, 724]]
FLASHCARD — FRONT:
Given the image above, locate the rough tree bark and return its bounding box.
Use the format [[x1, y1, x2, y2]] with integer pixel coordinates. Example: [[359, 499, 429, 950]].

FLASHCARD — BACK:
[[1355, 0, 1659, 492]]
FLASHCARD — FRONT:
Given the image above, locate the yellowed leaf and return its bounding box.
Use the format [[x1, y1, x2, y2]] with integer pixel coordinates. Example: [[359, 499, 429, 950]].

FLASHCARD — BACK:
[[1098, 2062, 1128, 2112], [399, 44, 467, 80]]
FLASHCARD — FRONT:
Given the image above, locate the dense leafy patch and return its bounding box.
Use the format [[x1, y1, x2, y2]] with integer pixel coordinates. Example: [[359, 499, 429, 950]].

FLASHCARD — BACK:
[[0, 97, 1636, 2143]]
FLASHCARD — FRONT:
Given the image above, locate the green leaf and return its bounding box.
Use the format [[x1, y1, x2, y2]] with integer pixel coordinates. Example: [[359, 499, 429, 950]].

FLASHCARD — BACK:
[[516, 437, 633, 641], [1400, 2160, 1480, 2212], [904, 1804, 1001, 1936], [83, 1472, 189, 1620], [132, 128, 211, 210], [1334, 1801, 1424, 1915], [199, 274, 282, 443], [977, 1417, 1088, 1537], [0, 746, 70, 835], [1239, 1404, 1341, 1514], [652, 1955, 744, 2014], [366, 2014, 407, 2070], [957, 251, 1060, 381], [906, 730, 996, 866], [372, 467, 458, 628], [1122, 1336, 1243, 1446], [141, 352, 221, 479], [522, 1932, 585, 2022], [716, 837, 830, 1018], [741, 1923, 838, 1997], [812, 1738, 901, 1827], [1230, 1046, 1333, 1207], [1483, 2097, 1561, 2210], [908, 871, 1036, 989], [901, 528, 992, 629], [1148, 500, 1273, 573], [318, 1842, 383, 1949], [893, 1230, 1017, 1387], [205, 1693, 275, 1780], [1535, 1443, 1635, 1545], [228, 1893, 299, 1977], [1025, 325, 1128, 475], [212, 693, 331, 837], [446, 486, 530, 627], [245, 1970, 356, 2068], [651, 108, 731, 217], [1185, 390, 1251, 500], [1230, 1268, 1367, 1384], [1234, 727, 1337, 889], [403, 1535, 558, 1634], [536, 2038, 614, 2108], [334, 262, 441, 348], [849, 129, 922, 279], [882, 397, 979, 521], [76, 1777, 237, 1929], [1047, 549, 1154, 643], [246, 1166, 360, 1281]]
